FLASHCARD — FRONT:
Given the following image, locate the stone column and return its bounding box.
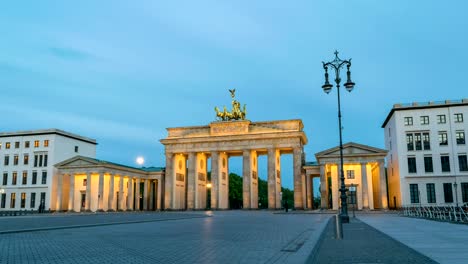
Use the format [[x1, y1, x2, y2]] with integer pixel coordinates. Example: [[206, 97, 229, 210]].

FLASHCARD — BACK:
[[311, 176, 314, 209], [68, 173, 75, 211], [219, 152, 229, 209], [86, 172, 92, 211], [267, 148, 277, 209], [187, 152, 196, 210], [149, 180, 154, 210], [306, 174, 312, 209], [135, 178, 141, 210], [210, 151, 220, 209], [379, 161, 388, 209], [56, 173, 63, 211], [250, 151, 258, 209], [143, 179, 148, 210], [361, 162, 369, 209], [164, 153, 174, 209], [118, 175, 124, 211], [127, 177, 134, 211], [157, 179, 162, 210], [293, 148, 304, 209], [108, 174, 115, 211], [242, 150, 251, 209], [98, 173, 104, 211], [320, 165, 328, 209], [331, 165, 339, 210]]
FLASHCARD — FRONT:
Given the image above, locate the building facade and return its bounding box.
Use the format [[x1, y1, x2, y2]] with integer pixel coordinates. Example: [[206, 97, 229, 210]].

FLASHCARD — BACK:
[[383, 99, 468, 208], [0, 129, 96, 211]]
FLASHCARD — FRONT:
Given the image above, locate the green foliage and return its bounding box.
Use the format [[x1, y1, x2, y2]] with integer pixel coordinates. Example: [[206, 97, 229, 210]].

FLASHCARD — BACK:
[[228, 173, 243, 209]]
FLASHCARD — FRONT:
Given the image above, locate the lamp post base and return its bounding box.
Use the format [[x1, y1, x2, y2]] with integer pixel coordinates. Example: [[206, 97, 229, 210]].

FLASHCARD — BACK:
[[340, 214, 350, 223]]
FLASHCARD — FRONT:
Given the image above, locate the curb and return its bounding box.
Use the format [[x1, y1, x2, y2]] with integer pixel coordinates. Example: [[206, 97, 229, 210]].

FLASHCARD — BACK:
[[305, 216, 334, 263], [0, 215, 210, 235]]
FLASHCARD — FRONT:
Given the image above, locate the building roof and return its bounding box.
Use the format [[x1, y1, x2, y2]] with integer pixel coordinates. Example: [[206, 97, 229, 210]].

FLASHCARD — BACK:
[[55, 156, 165, 173], [381, 99, 468, 128], [315, 142, 387, 159], [0, 129, 97, 145]]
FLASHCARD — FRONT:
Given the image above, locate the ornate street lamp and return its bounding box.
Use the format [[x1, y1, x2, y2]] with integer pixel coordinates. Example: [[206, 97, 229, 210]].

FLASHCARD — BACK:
[[322, 50, 355, 226]]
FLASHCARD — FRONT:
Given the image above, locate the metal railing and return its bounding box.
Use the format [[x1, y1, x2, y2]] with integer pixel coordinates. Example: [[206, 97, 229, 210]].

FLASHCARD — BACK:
[[402, 205, 468, 223]]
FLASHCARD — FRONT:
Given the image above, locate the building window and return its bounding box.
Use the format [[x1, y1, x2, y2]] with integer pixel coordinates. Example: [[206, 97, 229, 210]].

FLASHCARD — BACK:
[[406, 134, 414, 151], [5, 142, 10, 149], [34, 155, 38, 167], [15, 142, 20, 149], [20, 193, 26, 208], [410, 184, 419, 203], [404, 117, 413, 126], [83, 179, 87, 186], [4, 155, 9, 166], [424, 156, 433, 173], [25, 141, 30, 148], [23, 154, 29, 165], [40, 192, 46, 208], [408, 157, 417, 173], [12, 172, 17, 185], [44, 154, 48, 167], [2, 173, 7, 185], [437, 114, 446, 124], [30, 193, 36, 208], [426, 183, 436, 203], [32, 171, 37, 185], [415, 133, 422, 150], [438, 132, 448, 146], [44, 140, 49, 147], [41, 171, 47, 184], [39, 155, 43, 167], [454, 113, 464, 123], [458, 155, 468, 171], [423, 133, 430, 150], [420, 116, 429, 125], [34, 140, 39, 148], [13, 155, 19, 166], [74, 146, 79, 153], [10, 193, 16, 208], [346, 170, 355, 179], [456, 131, 465, 145], [0, 193, 5, 208], [443, 183, 454, 203], [22, 171, 27, 185], [461, 183, 468, 203], [441, 156, 451, 172]]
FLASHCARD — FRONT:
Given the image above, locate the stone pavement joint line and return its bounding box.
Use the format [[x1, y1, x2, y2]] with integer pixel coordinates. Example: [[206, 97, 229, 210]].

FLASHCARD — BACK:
[[0, 215, 209, 234], [307, 216, 438, 264]]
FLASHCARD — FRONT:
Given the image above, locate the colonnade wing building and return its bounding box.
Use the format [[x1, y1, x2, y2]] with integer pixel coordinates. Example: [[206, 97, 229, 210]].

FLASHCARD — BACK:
[[160, 119, 308, 210]]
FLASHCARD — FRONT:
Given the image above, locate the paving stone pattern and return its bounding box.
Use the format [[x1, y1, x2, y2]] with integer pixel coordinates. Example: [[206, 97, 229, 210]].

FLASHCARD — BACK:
[[0, 211, 330, 264], [308, 216, 438, 264]]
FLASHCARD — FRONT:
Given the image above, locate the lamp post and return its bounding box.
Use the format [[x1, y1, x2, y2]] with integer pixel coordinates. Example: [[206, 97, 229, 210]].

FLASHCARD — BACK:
[[453, 182, 458, 207], [321, 50, 355, 225]]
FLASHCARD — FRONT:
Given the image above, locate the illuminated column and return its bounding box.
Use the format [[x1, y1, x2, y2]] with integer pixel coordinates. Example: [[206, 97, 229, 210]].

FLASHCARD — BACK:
[[219, 152, 229, 209], [275, 152, 282, 209], [85, 172, 91, 211], [108, 174, 115, 211], [196, 153, 207, 209], [127, 177, 134, 211], [211, 151, 220, 209], [157, 179, 162, 210], [149, 180, 154, 210], [379, 161, 388, 209], [98, 173, 104, 211], [135, 178, 141, 211], [56, 173, 63, 211], [310, 176, 314, 209], [267, 148, 280, 209], [118, 175, 124, 211], [187, 152, 196, 210], [320, 165, 328, 209], [331, 165, 339, 210], [143, 179, 148, 210], [361, 162, 369, 209], [68, 173, 75, 211], [242, 150, 251, 209], [293, 148, 304, 209], [164, 152, 174, 209], [250, 151, 258, 209], [306, 174, 312, 209]]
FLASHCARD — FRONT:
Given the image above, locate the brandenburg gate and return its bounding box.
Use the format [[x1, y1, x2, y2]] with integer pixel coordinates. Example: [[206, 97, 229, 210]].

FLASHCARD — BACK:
[[160, 90, 308, 210]]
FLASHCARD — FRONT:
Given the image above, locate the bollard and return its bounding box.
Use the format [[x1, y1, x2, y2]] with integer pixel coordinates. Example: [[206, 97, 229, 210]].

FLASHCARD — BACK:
[[335, 214, 343, 239]]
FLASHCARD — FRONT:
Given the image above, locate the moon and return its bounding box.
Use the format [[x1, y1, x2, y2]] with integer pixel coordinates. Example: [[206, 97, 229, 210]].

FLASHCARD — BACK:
[[136, 156, 144, 166]]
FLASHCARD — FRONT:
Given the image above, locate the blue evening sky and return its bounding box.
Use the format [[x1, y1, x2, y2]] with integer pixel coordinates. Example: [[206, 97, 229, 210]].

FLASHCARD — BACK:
[[1, 1, 467, 191]]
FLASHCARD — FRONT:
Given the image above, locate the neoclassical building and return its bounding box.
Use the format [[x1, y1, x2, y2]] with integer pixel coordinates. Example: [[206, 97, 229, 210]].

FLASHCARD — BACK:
[[54, 156, 164, 212], [304, 142, 389, 211]]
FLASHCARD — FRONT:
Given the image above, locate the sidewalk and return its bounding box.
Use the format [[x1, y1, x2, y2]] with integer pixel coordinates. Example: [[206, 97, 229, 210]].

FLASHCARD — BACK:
[[308, 216, 437, 264]]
